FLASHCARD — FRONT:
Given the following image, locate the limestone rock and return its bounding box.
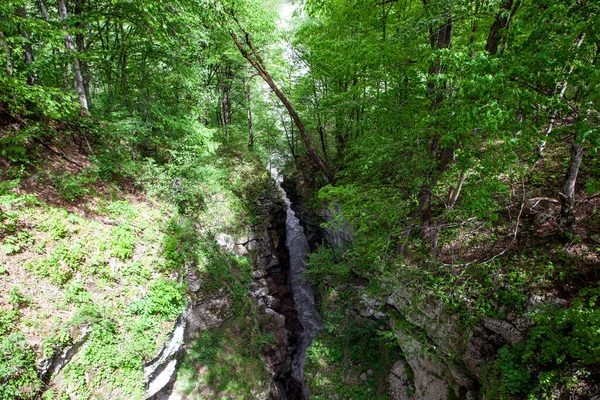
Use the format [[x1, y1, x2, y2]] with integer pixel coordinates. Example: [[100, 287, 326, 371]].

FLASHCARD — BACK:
[[482, 317, 524, 345], [216, 232, 234, 251], [389, 360, 415, 400], [249, 279, 269, 298], [359, 293, 387, 319], [38, 324, 93, 383], [185, 297, 231, 340]]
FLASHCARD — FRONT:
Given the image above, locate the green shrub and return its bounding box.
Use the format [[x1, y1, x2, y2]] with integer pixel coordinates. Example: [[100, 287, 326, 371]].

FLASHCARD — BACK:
[[51, 168, 98, 202], [1, 231, 33, 255], [104, 201, 140, 220], [27, 243, 86, 285], [129, 278, 184, 320], [304, 246, 351, 285], [487, 286, 600, 399], [64, 281, 92, 305], [110, 223, 136, 260], [8, 287, 29, 307], [0, 310, 40, 399]]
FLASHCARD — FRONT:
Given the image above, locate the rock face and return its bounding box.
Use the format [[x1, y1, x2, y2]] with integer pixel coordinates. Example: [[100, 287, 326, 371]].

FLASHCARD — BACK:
[[145, 271, 235, 399], [144, 179, 300, 400], [280, 175, 323, 400], [38, 324, 93, 384], [281, 169, 323, 251], [248, 184, 301, 392], [384, 286, 529, 400]]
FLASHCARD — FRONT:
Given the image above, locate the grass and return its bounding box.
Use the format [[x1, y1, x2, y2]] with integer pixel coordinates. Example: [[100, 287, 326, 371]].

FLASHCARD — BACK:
[[0, 188, 181, 398], [0, 308, 40, 400]]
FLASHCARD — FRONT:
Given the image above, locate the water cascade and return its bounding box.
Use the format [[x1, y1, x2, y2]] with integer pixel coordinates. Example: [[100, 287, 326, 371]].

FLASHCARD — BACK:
[[277, 177, 323, 399]]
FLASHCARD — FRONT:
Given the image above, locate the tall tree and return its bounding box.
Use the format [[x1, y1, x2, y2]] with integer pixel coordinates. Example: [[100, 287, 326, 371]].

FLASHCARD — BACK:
[[244, 73, 258, 147], [57, 0, 89, 113], [218, 0, 335, 181], [16, 6, 35, 84], [229, 28, 334, 181]]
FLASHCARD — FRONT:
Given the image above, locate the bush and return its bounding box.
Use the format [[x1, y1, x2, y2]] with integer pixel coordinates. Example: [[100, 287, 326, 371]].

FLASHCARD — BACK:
[[52, 168, 98, 202], [487, 286, 600, 399], [110, 223, 136, 260], [129, 278, 185, 320], [0, 310, 39, 399], [304, 246, 351, 285]]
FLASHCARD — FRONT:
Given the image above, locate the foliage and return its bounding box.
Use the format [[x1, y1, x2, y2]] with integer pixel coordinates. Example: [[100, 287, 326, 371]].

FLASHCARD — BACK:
[[129, 278, 185, 320], [51, 169, 98, 202], [176, 317, 271, 399], [306, 285, 399, 399], [109, 223, 136, 261], [304, 245, 352, 285], [1, 231, 33, 255], [487, 286, 600, 399], [0, 309, 39, 399], [1, 0, 599, 398]]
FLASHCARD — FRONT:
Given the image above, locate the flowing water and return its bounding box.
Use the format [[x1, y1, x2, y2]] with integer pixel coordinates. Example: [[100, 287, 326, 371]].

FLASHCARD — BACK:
[[276, 177, 323, 399]]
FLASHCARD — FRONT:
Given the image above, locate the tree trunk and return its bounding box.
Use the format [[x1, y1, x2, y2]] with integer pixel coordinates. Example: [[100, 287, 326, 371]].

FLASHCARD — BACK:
[[38, 0, 50, 21], [0, 32, 13, 76], [281, 114, 297, 159], [58, 0, 89, 114], [485, 0, 521, 56], [537, 33, 585, 156], [559, 136, 585, 236], [244, 74, 258, 148], [216, 63, 233, 135], [419, 4, 453, 252], [16, 6, 36, 85], [318, 124, 328, 162], [229, 30, 334, 182], [74, 0, 91, 105]]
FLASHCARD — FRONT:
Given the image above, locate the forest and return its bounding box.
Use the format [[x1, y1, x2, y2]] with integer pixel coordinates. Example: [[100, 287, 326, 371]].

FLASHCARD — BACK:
[[1, 0, 599, 399]]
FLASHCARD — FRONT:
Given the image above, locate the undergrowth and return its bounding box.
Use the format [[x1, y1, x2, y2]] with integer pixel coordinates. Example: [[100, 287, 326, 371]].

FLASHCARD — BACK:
[[0, 112, 271, 399], [305, 284, 399, 399]]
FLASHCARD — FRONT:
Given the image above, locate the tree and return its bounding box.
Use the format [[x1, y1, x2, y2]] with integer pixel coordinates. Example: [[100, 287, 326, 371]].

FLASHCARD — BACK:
[[218, 0, 335, 181], [244, 73, 258, 147], [57, 0, 89, 113]]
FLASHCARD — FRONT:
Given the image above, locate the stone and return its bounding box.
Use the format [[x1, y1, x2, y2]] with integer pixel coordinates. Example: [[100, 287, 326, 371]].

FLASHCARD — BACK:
[[249, 279, 269, 298], [146, 358, 178, 398], [320, 204, 355, 252], [483, 317, 524, 345], [185, 297, 231, 339], [39, 324, 93, 383], [360, 373, 367, 382], [264, 295, 280, 309], [216, 232, 234, 251], [186, 267, 202, 293], [389, 360, 415, 400], [253, 268, 268, 279]]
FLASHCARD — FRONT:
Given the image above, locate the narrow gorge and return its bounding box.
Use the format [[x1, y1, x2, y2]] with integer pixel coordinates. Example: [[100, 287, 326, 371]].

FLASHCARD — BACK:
[[139, 175, 323, 400]]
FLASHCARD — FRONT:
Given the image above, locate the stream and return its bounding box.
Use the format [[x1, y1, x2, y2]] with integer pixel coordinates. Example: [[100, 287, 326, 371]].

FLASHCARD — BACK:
[[277, 176, 323, 399]]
